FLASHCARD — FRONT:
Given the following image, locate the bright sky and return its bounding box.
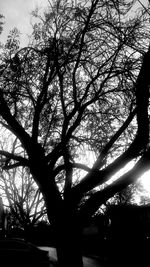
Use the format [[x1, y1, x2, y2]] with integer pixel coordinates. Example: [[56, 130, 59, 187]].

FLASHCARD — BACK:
[[140, 171, 150, 191], [0, 0, 47, 46], [0, 0, 149, 44], [0, 0, 150, 201]]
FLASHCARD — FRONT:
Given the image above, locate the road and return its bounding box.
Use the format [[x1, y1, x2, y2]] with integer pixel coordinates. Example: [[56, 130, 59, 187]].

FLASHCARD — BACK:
[[39, 246, 104, 267]]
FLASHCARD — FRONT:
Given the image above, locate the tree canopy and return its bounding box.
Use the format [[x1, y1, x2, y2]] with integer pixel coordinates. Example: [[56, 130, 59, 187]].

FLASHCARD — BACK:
[[0, 0, 150, 266]]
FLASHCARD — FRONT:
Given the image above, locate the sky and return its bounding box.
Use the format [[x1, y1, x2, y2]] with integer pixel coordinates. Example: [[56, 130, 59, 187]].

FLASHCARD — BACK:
[[0, 0, 149, 45], [0, 0, 47, 46]]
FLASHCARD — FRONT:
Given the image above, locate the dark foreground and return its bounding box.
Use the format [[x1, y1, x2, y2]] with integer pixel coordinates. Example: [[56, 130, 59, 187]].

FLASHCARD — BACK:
[[39, 246, 105, 267], [0, 237, 149, 267]]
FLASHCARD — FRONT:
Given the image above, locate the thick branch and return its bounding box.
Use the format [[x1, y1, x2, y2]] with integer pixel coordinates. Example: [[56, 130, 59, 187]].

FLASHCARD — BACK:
[[73, 0, 99, 76], [53, 162, 91, 177], [0, 150, 29, 167], [79, 149, 150, 222], [71, 45, 150, 204], [31, 53, 51, 142], [2, 163, 26, 170], [93, 108, 136, 169], [0, 91, 31, 152]]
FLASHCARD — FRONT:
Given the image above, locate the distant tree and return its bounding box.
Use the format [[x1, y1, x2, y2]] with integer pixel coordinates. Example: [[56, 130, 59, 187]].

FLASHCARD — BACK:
[[0, 14, 4, 35], [0, 167, 46, 231], [134, 180, 150, 205], [109, 183, 137, 205], [0, 1, 150, 266]]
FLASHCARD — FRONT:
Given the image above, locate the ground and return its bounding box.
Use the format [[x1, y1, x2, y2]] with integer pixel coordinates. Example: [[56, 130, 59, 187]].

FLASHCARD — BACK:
[[39, 246, 104, 267]]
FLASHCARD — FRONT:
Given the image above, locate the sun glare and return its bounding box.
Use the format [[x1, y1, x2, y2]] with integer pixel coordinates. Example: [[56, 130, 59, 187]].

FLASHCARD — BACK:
[[139, 170, 150, 193]]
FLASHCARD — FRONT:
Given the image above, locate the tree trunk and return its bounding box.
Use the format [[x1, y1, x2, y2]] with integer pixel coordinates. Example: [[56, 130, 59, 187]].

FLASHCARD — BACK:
[[55, 228, 83, 267], [54, 217, 84, 267], [28, 155, 84, 267]]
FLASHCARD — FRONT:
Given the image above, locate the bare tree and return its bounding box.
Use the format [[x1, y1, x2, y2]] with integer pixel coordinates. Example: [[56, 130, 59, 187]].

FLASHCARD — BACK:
[[0, 1, 150, 266], [0, 167, 46, 231]]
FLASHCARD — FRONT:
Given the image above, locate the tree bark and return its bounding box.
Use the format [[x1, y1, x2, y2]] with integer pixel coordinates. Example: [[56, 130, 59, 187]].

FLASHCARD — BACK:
[[54, 220, 84, 267], [46, 201, 84, 267], [28, 151, 84, 267]]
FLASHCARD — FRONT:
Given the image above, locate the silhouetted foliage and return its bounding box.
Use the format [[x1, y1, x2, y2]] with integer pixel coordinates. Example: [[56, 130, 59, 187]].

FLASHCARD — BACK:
[[0, 1, 150, 266]]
